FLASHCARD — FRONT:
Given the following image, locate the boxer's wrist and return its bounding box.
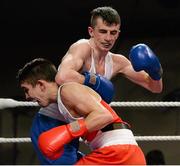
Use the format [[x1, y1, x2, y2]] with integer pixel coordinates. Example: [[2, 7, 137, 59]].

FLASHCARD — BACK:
[[67, 119, 88, 138], [83, 71, 114, 103]]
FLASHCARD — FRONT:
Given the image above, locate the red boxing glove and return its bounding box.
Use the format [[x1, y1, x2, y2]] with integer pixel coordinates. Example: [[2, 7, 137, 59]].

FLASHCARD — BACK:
[[38, 119, 87, 160]]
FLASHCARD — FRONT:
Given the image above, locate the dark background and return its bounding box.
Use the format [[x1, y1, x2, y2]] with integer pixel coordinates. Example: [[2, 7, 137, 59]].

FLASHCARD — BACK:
[[1, 0, 180, 98], [1, 0, 180, 164]]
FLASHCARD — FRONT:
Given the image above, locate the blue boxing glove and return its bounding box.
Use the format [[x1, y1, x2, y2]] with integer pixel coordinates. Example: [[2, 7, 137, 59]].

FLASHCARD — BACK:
[[129, 43, 163, 80], [83, 71, 114, 103]]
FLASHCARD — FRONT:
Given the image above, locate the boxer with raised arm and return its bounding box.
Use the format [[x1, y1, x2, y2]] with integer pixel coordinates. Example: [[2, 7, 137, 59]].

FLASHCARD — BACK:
[[55, 6, 163, 103], [17, 58, 146, 164]]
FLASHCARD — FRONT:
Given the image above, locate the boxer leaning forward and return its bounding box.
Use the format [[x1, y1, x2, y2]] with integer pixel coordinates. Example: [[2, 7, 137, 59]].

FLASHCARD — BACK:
[[17, 58, 146, 165]]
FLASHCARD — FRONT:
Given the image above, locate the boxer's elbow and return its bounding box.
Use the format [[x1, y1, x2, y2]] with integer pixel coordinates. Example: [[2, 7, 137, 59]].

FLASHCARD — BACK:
[[151, 87, 163, 93], [55, 71, 69, 85], [150, 83, 163, 93], [146, 78, 163, 93]]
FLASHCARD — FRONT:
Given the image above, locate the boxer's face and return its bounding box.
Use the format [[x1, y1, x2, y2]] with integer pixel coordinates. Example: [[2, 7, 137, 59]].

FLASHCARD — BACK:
[[20, 81, 50, 107], [88, 17, 120, 52]]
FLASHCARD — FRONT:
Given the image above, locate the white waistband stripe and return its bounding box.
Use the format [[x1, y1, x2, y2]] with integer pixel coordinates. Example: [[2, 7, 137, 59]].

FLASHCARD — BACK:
[[89, 129, 137, 150]]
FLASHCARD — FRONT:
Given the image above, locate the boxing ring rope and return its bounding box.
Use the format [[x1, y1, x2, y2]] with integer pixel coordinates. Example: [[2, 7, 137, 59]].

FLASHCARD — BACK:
[[110, 101, 180, 107], [0, 98, 180, 143], [1, 136, 180, 144], [1, 98, 180, 108]]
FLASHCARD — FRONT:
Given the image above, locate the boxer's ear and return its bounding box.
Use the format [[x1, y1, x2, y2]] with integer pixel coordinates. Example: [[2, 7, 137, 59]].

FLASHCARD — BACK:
[[88, 26, 94, 37], [37, 80, 46, 92]]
